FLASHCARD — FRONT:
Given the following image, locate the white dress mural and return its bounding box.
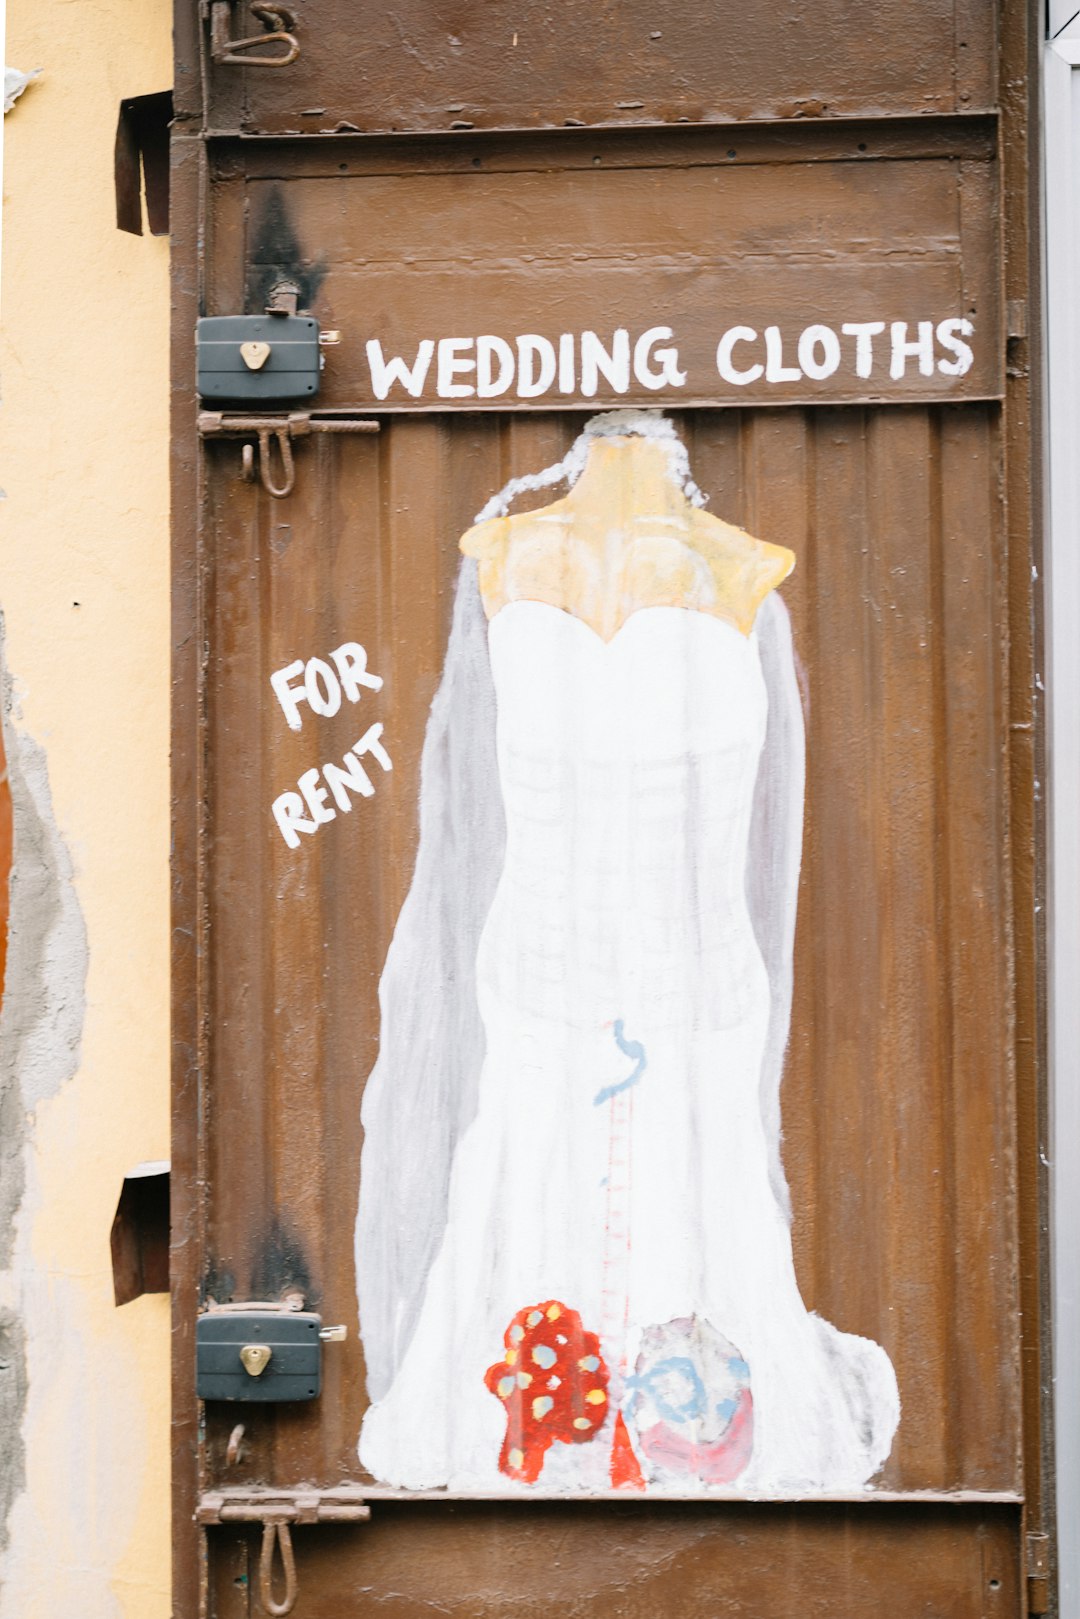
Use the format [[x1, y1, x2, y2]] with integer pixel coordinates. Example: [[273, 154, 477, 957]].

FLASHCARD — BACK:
[[356, 413, 899, 1495]]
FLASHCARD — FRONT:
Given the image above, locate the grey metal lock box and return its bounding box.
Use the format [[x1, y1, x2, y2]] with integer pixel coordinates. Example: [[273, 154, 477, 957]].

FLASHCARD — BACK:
[[196, 314, 321, 404], [196, 1307, 323, 1402]]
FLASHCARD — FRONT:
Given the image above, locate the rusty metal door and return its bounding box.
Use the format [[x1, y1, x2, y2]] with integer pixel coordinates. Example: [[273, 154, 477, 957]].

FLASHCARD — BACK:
[[171, 3, 1049, 1615]]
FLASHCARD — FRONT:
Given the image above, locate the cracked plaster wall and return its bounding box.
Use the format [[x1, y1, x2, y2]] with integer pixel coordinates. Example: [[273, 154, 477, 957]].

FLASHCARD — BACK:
[[0, 2, 173, 1615]]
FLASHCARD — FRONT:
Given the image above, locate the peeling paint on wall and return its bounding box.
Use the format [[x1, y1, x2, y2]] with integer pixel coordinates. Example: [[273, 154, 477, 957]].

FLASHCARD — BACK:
[[3, 70, 41, 116], [0, 4, 173, 1611], [0, 5, 173, 1614]]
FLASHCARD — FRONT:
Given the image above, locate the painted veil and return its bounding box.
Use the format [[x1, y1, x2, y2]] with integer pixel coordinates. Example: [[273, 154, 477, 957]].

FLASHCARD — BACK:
[[355, 412, 900, 1495]]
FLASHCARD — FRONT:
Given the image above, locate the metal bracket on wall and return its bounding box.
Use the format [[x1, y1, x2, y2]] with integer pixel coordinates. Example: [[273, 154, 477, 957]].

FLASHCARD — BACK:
[[197, 1488, 371, 1616], [207, 1, 301, 67], [197, 411, 381, 499]]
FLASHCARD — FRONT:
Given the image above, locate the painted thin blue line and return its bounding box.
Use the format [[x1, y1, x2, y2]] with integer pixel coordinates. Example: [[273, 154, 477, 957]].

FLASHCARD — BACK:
[[594, 1018, 647, 1106]]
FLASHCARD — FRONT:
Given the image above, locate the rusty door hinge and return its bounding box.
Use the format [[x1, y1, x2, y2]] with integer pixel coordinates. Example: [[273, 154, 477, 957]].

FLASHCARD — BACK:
[[207, 1, 300, 67], [197, 1488, 370, 1618], [1026, 1531, 1051, 1614], [197, 410, 381, 498]]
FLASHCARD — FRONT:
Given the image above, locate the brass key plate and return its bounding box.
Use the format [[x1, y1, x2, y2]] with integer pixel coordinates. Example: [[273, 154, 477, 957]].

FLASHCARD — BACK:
[[240, 1343, 272, 1377], [240, 340, 271, 371]]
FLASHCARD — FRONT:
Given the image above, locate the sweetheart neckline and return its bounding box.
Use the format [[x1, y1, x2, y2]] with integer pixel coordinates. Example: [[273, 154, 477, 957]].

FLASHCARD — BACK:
[[488, 599, 756, 651]]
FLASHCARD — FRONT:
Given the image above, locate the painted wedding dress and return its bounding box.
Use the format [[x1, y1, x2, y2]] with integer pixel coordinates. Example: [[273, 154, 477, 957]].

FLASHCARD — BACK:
[[356, 426, 899, 1495]]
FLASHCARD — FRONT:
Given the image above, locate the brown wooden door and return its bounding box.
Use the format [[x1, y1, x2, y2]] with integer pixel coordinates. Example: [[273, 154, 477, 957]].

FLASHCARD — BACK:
[[171, 3, 1048, 1615]]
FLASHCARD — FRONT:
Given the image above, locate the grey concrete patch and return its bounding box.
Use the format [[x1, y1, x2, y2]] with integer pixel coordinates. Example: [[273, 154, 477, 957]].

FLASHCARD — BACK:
[[0, 611, 88, 1556]]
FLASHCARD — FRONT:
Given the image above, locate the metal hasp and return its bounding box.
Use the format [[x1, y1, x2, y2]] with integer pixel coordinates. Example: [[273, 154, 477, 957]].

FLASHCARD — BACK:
[[196, 1300, 347, 1401], [197, 409, 381, 498], [196, 1486, 371, 1525], [207, 1, 300, 67], [197, 1489, 371, 1619]]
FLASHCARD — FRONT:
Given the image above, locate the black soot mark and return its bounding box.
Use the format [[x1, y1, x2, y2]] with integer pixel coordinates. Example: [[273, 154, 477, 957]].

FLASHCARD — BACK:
[[201, 1260, 237, 1308], [246, 185, 328, 315], [250, 1213, 317, 1307]]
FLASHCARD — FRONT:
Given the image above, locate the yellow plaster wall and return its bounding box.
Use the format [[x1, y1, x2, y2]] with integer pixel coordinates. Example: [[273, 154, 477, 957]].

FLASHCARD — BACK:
[[0, 2, 172, 1615]]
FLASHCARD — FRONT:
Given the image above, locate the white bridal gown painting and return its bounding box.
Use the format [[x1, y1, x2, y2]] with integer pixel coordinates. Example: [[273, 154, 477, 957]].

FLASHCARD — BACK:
[[356, 414, 900, 1495]]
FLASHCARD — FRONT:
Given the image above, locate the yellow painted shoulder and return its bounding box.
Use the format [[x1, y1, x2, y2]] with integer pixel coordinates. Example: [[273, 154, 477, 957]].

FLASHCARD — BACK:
[[690, 509, 796, 635], [460, 515, 510, 559]]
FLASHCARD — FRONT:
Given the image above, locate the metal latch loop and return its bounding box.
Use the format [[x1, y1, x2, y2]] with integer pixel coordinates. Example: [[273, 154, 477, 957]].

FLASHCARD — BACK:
[[259, 1520, 298, 1617], [209, 2, 300, 67], [258, 425, 295, 499]]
